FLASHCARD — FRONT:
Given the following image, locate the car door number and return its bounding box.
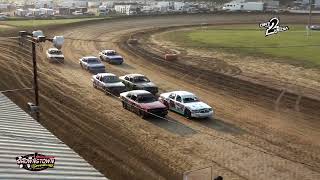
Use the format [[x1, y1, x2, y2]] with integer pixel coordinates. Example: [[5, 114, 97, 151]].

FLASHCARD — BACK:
[[131, 101, 139, 114], [127, 99, 134, 111], [99, 81, 104, 90], [169, 99, 175, 109], [175, 102, 184, 113]]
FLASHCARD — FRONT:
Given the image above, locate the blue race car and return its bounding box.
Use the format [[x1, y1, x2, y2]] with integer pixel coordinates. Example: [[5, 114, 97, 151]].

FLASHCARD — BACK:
[[99, 50, 124, 65]]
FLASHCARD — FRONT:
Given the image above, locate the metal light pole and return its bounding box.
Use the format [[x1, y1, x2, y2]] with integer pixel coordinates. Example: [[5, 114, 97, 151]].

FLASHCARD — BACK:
[[19, 31, 40, 119], [31, 40, 39, 111], [307, 0, 313, 36], [19, 31, 64, 120]]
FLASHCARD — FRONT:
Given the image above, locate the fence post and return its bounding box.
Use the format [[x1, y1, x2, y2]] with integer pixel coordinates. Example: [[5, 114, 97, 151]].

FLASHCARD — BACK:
[[275, 89, 286, 111], [295, 94, 302, 112]]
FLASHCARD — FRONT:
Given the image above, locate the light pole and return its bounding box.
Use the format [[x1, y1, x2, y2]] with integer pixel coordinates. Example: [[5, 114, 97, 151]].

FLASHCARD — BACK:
[[19, 30, 64, 120], [31, 38, 39, 109], [307, 0, 313, 36]]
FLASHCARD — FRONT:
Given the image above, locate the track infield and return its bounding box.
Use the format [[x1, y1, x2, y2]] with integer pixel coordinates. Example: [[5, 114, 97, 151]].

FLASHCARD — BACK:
[[160, 25, 320, 68]]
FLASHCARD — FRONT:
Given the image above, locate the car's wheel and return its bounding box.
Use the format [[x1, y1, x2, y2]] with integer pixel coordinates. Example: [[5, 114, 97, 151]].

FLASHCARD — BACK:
[[184, 109, 192, 119], [139, 110, 146, 118], [163, 101, 169, 108], [104, 89, 110, 95], [122, 101, 127, 109], [93, 83, 97, 89]]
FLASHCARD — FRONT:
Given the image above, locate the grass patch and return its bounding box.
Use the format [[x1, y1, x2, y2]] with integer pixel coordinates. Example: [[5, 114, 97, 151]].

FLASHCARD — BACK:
[[1, 17, 108, 28], [161, 25, 320, 68], [0, 25, 14, 32]]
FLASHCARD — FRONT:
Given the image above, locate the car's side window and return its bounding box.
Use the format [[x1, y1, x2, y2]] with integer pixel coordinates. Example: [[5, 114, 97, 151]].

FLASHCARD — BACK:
[[124, 76, 129, 81], [169, 93, 175, 100], [126, 93, 131, 99], [130, 95, 137, 101], [133, 77, 138, 83], [129, 77, 133, 82], [97, 76, 100, 81], [82, 58, 87, 62], [176, 95, 182, 102]]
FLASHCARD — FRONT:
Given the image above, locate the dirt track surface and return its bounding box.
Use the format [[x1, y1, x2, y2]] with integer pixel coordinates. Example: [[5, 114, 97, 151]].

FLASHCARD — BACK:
[[0, 14, 320, 180]]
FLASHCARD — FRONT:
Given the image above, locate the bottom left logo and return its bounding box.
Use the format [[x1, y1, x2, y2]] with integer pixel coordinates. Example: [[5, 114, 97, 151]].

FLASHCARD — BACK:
[[16, 152, 55, 171]]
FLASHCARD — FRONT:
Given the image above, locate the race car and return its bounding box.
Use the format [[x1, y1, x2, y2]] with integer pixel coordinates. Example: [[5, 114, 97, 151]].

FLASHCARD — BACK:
[[310, 25, 320, 31], [46, 48, 64, 63], [32, 30, 44, 39], [92, 73, 126, 95], [99, 50, 124, 64], [119, 74, 158, 94], [120, 90, 168, 118], [79, 56, 106, 74], [158, 91, 213, 119]]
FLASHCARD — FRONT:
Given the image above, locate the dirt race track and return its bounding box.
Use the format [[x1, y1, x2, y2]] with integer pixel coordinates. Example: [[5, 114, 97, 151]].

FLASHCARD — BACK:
[[0, 14, 320, 180]]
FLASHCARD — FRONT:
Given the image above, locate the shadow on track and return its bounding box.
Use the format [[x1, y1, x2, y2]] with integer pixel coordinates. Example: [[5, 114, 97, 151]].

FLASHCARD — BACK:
[[146, 116, 197, 136], [118, 63, 134, 70], [196, 118, 245, 135]]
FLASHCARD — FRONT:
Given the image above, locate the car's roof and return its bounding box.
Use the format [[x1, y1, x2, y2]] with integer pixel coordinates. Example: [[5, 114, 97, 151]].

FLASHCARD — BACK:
[[125, 73, 145, 77], [48, 48, 59, 51], [127, 90, 151, 95], [96, 73, 116, 77], [82, 56, 99, 59], [102, 49, 116, 52], [170, 91, 195, 96]]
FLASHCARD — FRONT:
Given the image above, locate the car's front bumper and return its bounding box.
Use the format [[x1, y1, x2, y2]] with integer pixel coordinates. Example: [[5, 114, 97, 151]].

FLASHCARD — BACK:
[[191, 111, 213, 118], [147, 109, 168, 117], [143, 87, 158, 95], [89, 69, 106, 74], [49, 58, 64, 63], [107, 86, 126, 94], [109, 59, 123, 64]]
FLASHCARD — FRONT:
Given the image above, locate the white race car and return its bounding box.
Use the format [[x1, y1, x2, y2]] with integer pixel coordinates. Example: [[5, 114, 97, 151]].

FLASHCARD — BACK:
[[46, 48, 64, 63], [159, 91, 213, 119], [99, 49, 124, 64], [79, 56, 105, 74], [92, 73, 126, 95]]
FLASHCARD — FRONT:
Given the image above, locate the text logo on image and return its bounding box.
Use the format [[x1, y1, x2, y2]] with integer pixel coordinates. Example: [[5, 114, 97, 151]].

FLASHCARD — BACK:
[[259, 17, 289, 36], [16, 152, 55, 171]]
